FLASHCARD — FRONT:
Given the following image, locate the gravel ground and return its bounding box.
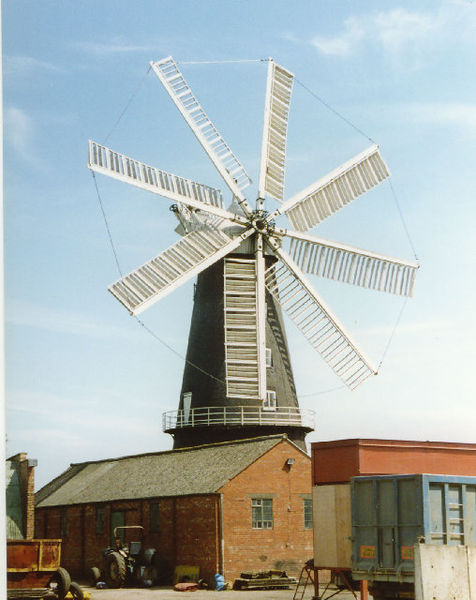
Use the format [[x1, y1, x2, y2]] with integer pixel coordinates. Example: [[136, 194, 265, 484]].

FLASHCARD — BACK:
[[80, 582, 361, 599]]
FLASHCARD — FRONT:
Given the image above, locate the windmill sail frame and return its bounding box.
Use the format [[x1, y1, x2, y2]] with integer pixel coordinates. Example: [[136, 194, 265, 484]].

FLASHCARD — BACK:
[[90, 55, 417, 400]]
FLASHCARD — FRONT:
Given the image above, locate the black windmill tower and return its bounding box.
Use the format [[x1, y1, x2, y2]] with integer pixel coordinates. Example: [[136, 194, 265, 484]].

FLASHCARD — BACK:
[[89, 56, 418, 450]]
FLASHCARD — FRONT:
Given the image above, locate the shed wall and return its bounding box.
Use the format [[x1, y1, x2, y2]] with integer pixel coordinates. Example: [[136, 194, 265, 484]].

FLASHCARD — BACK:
[[36, 494, 220, 584], [220, 440, 312, 582]]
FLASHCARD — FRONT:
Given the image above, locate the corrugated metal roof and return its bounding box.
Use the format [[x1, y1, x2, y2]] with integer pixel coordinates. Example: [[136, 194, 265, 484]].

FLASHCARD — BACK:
[[36, 435, 297, 508]]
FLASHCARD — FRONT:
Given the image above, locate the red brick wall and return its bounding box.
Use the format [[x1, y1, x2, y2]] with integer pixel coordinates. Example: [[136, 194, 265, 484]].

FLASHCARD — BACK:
[[20, 460, 36, 539], [35, 507, 45, 540], [175, 496, 220, 577], [35, 439, 313, 586], [219, 439, 313, 583], [36, 495, 220, 584]]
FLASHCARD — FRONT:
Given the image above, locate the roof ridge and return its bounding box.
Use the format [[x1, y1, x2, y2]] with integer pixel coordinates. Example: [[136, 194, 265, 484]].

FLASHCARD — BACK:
[[36, 434, 297, 508], [69, 434, 288, 467], [35, 463, 86, 505]]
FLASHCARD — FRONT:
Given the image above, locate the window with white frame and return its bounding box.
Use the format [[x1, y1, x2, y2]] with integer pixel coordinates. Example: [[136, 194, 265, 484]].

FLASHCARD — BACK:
[[265, 348, 272, 368], [263, 390, 277, 411], [182, 391, 192, 424], [252, 498, 273, 529]]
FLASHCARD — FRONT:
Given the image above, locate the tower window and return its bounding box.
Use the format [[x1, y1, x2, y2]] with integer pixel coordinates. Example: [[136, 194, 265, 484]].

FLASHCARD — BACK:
[[182, 391, 192, 424], [263, 390, 277, 411], [265, 348, 272, 368]]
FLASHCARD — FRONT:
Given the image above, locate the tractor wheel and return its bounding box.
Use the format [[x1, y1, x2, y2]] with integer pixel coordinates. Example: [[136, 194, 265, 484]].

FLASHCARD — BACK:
[[143, 548, 156, 566], [88, 566, 101, 587], [69, 582, 84, 600], [49, 567, 71, 600], [105, 551, 127, 588], [140, 565, 158, 587]]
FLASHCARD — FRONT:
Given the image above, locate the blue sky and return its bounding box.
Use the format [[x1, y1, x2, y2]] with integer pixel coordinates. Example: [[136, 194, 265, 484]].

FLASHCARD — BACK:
[[4, 1, 476, 489]]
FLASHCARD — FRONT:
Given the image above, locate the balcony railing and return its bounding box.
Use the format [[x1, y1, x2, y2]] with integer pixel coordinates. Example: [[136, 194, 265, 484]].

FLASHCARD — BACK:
[[162, 406, 315, 432]]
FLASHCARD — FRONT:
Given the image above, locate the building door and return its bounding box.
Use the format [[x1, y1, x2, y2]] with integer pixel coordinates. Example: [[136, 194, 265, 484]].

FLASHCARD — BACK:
[[111, 510, 125, 545], [376, 480, 396, 569]]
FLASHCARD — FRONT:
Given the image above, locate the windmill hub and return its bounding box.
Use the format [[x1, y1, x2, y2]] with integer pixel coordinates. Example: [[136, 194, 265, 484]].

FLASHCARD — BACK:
[[251, 209, 271, 234]]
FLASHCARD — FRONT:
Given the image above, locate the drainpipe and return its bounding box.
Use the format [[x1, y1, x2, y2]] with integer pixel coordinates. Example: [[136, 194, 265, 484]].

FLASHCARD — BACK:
[[173, 497, 177, 566], [218, 494, 225, 576]]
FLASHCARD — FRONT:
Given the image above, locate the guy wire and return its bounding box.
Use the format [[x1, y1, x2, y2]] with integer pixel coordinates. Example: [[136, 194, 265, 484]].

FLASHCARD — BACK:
[[91, 172, 123, 278], [134, 317, 225, 384], [295, 77, 376, 145], [178, 58, 268, 65], [91, 173, 225, 385], [103, 65, 152, 145], [299, 385, 347, 398], [377, 297, 409, 371], [388, 179, 420, 262]]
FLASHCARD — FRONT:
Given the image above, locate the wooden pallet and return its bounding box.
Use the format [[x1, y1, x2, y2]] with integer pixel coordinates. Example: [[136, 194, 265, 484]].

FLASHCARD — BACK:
[[234, 575, 297, 590]]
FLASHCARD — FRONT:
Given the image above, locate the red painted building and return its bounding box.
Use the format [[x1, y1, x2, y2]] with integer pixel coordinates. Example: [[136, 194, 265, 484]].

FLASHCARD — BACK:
[[35, 435, 312, 585], [311, 438, 476, 485]]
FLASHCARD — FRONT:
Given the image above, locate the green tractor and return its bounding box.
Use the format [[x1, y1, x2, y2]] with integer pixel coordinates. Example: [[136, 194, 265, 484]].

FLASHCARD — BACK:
[[90, 526, 160, 588]]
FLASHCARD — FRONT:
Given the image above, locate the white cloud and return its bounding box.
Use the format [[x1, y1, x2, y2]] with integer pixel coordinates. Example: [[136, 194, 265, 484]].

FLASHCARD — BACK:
[[4, 106, 50, 169], [4, 107, 33, 156], [77, 39, 158, 56], [373, 9, 437, 55], [4, 55, 62, 77], [306, 5, 475, 65], [281, 32, 301, 44], [6, 300, 138, 341], [406, 102, 476, 133], [364, 101, 476, 138], [311, 18, 364, 57]]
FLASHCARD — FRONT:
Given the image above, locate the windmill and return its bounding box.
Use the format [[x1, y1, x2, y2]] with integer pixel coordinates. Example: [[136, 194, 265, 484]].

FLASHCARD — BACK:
[[88, 56, 418, 450]]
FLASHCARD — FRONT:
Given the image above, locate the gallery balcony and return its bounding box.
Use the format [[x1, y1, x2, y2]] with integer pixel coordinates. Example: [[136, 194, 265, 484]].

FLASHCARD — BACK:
[[162, 405, 315, 433]]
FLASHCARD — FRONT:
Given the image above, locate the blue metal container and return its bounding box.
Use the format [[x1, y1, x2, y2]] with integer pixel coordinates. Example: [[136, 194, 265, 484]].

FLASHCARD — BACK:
[[351, 474, 476, 583]]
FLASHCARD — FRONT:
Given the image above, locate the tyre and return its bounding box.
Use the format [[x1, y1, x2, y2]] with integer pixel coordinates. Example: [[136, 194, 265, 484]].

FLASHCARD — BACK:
[[69, 582, 84, 600], [48, 567, 71, 600], [104, 551, 127, 588], [143, 548, 156, 566], [140, 565, 158, 587], [88, 566, 101, 587]]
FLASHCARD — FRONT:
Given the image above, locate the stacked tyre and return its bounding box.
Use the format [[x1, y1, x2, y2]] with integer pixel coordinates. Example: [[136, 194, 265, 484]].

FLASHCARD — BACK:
[[48, 568, 84, 599]]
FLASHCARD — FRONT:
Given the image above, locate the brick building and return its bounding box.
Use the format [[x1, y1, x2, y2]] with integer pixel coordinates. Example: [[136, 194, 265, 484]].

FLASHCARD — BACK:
[[35, 435, 312, 584]]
